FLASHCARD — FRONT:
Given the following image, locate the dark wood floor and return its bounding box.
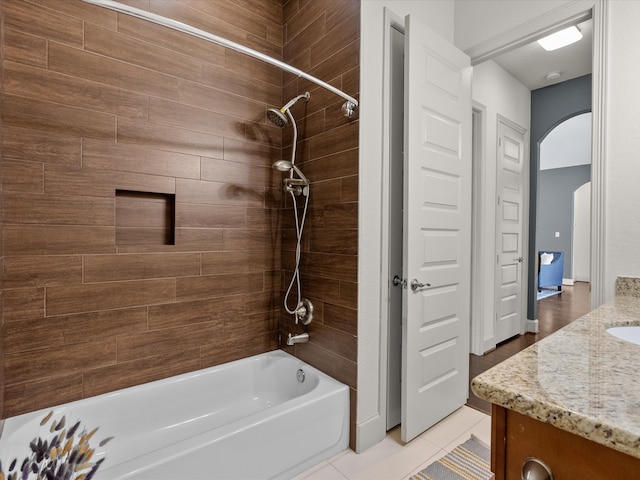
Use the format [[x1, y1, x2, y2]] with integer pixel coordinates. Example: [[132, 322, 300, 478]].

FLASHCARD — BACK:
[[467, 282, 592, 414]]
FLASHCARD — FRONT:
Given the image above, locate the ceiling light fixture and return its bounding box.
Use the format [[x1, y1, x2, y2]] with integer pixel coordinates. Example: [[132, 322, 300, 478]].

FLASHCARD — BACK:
[[537, 26, 583, 51], [545, 71, 562, 81]]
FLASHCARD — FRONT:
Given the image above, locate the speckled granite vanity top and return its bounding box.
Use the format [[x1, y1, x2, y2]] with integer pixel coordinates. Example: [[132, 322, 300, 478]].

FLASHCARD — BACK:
[[471, 277, 640, 460]]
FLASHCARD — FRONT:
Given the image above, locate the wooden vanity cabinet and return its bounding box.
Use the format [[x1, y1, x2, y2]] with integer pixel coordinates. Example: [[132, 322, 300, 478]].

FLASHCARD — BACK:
[[491, 405, 640, 480]]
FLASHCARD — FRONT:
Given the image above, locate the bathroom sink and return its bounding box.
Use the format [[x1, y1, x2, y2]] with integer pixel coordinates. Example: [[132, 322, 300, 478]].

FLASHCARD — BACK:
[[607, 326, 640, 345]]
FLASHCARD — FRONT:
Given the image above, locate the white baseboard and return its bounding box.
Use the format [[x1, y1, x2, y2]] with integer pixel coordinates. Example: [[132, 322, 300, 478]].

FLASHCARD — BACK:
[[563, 278, 575, 286], [525, 318, 539, 333]]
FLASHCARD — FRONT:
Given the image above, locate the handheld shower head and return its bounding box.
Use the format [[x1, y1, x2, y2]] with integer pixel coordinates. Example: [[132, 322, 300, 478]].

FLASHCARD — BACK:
[[266, 92, 310, 128], [272, 160, 308, 184]]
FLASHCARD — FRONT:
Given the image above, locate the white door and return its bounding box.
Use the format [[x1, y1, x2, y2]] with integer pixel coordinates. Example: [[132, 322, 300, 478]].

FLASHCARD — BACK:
[[401, 14, 472, 443], [495, 119, 526, 344], [573, 182, 591, 282]]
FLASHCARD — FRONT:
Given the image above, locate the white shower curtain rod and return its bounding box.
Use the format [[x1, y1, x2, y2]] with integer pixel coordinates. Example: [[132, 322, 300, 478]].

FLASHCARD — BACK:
[[82, 0, 359, 118]]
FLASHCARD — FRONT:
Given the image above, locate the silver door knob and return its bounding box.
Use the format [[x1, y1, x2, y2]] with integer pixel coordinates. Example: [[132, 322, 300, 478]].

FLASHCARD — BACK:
[[392, 275, 406, 288], [410, 279, 431, 291], [516, 256, 524, 263]]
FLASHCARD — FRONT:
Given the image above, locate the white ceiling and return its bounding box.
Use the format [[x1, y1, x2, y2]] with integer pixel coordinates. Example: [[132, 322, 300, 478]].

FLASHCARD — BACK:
[[492, 19, 593, 91]]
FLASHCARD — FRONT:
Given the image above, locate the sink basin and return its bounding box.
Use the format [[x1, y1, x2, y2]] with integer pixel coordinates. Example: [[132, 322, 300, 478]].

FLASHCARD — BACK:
[[607, 326, 640, 345]]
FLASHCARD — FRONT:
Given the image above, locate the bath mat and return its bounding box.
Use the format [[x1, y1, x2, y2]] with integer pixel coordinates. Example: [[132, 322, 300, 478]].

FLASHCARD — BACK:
[[537, 288, 562, 301], [411, 435, 492, 480]]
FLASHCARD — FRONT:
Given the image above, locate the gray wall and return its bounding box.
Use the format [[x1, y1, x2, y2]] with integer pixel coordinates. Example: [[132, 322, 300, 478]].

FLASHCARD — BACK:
[[528, 74, 591, 320], [537, 164, 591, 275]]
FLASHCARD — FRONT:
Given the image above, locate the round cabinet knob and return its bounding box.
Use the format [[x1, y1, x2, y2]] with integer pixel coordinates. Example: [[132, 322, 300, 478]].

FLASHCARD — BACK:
[[522, 457, 553, 480]]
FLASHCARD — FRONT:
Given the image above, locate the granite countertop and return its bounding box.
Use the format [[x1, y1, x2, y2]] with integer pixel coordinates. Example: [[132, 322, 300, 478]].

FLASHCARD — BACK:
[[471, 282, 640, 460]]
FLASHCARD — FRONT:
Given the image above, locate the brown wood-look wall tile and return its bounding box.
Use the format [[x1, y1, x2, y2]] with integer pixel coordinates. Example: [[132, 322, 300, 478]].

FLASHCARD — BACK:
[[3, 0, 83, 47], [4, 226, 116, 256], [245, 207, 279, 230], [309, 323, 356, 362], [341, 175, 358, 202], [176, 178, 264, 208], [149, 295, 244, 331], [200, 332, 276, 368], [301, 149, 357, 183], [222, 229, 278, 251], [27, 0, 119, 30], [182, 0, 271, 41], [303, 252, 357, 283], [83, 140, 201, 179], [4, 339, 117, 384], [48, 42, 179, 101], [173, 228, 224, 252], [176, 273, 263, 302], [223, 138, 280, 165], [298, 273, 341, 305], [201, 157, 276, 189], [2, 127, 81, 165], [296, 341, 356, 389], [3, 287, 45, 322], [309, 3, 359, 67], [150, 1, 281, 59], [4, 193, 114, 226], [3, 373, 83, 418], [224, 50, 282, 88], [285, 0, 325, 44], [176, 203, 246, 229], [178, 79, 267, 122], [339, 281, 357, 309], [323, 202, 358, 229], [117, 322, 222, 363], [202, 62, 282, 106], [149, 98, 246, 141], [308, 179, 342, 207], [2, 160, 43, 193], [117, 119, 224, 159], [45, 165, 176, 198], [283, 14, 325, 61], [115, 228, 171, 247], [309, 38, 359, 81], [2, 95, 116, 141], [84, 253, 201, 283], [46, 279, 176, 316], [309, 228, 357, 255], [3, 29, 47, 67], [226, 311, 278, 341], [83, 349, 202, 398], [323, 302, 357, 336], [85, 23, 205, 82], [3, 61, 149, 120], [243, 290, 280, 315], [3, 255, 83, 288], [202, 250, 277, 275], [309, 121, 358, 159], [3, 307, 148, 353], [116, 14, 226, 67]]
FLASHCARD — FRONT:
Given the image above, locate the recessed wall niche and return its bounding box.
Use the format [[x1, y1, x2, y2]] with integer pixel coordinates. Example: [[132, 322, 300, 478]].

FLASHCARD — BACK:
[[115, 190, 176, 246]]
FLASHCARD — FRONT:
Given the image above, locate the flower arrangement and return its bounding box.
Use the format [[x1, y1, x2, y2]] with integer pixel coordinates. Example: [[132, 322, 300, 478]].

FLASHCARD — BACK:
[[0, 411, 112, 480]]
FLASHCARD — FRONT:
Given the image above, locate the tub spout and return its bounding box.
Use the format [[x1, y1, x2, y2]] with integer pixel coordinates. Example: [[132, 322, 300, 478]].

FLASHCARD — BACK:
[[286, 332, 309, 346]]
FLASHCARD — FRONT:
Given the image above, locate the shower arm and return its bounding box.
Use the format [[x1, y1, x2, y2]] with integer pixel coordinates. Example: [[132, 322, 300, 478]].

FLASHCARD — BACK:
[[82, 0, 359, 119]]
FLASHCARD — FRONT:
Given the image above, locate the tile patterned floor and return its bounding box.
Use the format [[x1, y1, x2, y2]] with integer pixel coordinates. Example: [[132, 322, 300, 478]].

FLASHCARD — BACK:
[[292, 406, 491, 480]]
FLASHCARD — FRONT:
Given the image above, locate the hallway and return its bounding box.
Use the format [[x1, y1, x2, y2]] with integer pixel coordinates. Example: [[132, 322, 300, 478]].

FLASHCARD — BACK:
[[467, 281, 591, 413]]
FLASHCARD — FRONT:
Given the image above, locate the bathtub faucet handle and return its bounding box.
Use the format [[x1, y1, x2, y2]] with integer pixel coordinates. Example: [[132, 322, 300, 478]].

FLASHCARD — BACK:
[[295, 298, 314, 326]]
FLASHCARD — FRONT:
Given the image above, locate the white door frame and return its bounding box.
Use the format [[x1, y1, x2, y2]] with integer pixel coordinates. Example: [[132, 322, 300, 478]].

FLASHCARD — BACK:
[[356, 0, 607, 453]]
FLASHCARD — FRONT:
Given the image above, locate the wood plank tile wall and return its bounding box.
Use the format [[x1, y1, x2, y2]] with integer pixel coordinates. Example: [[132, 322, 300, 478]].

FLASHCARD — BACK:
[[0, 0, 289, 417], [280, 0, 360, 449]]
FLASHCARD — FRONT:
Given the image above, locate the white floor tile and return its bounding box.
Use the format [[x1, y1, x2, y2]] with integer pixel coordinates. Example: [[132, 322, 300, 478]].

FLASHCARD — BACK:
[[293, 405, 491, 480]]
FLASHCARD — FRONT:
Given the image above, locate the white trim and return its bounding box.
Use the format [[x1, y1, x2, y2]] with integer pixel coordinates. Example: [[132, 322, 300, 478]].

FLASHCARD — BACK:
[[465, 1, 594, 65], [590, 0, 607, 309], [81, 0, 359, 111], [525, 318, 540, 333], [471, 103, 488, 355]]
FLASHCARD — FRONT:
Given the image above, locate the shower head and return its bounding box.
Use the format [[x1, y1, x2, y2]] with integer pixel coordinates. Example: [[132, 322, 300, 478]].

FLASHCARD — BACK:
[[272, 160, 309, 184], [267, 108, 289, 128], [266, 92, 310, 128]]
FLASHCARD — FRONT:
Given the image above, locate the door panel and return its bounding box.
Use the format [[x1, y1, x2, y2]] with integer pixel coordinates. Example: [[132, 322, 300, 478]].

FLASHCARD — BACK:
[[401, 14, 472, 443], [495, 120, 526, 343]]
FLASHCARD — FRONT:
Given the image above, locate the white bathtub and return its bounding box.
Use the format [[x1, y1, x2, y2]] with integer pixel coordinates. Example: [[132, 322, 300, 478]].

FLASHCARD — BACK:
[[0, 350, 350, 479]]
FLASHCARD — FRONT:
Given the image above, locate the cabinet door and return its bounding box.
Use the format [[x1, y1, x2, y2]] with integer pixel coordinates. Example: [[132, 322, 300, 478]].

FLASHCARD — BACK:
[[492, 406, 640, 480]]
